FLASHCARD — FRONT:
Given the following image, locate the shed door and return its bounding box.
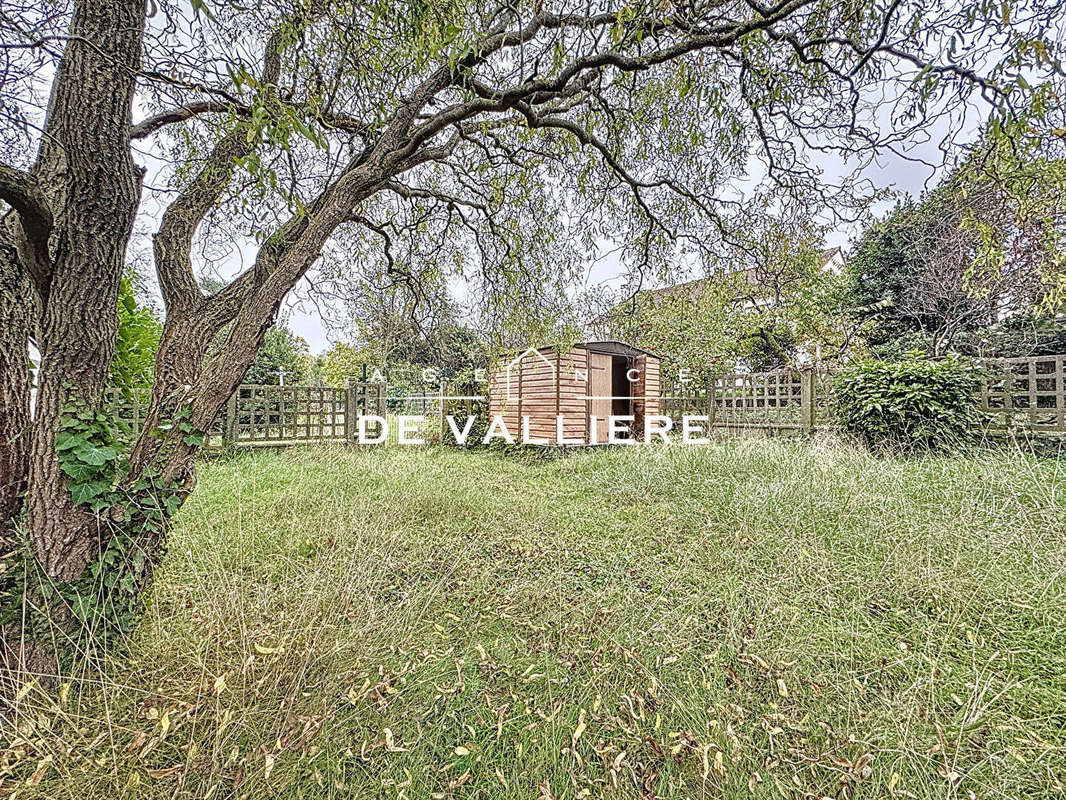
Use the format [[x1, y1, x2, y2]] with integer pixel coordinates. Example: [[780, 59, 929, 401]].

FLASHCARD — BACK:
[[589, 352, 612, 443]]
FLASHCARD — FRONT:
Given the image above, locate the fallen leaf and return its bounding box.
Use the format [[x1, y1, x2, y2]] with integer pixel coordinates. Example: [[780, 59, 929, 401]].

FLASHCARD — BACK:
[[125, 730, 148, 754], [572, 708, 587, 745], [713, 749, 725, 777], [937, 761, 961, 785], [383, 728, 406, 752], [254, 642, 285, 655], [147, 764, 183, 780], [26, 755, 52, 787], [855, 752, 874, 780]]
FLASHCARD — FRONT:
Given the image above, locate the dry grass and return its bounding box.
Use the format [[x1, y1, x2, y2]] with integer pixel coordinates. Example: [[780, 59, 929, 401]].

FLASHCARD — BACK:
[[3, 439, 1065, 798]]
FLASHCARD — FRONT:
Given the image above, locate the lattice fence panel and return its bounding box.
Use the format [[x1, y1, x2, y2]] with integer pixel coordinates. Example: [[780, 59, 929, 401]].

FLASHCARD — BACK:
[[232, 385, 348, 443], [661, 374, 711, 421], [810, 370, 836, 429], [102, 388, 152, 439], [979, 355, 1065, 432], [711, 371, 805, 429]]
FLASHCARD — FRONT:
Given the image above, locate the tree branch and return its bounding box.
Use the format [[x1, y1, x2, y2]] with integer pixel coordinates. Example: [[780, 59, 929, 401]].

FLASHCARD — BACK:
[[130, 101, 247, 140], [0, 162, 52, 243], [0, 161, 53, 294], [152, 3, 327, 314]]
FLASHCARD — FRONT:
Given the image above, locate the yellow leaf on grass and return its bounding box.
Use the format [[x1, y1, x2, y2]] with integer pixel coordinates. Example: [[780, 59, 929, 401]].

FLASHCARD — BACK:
[[572, 709, 587, 745], [454, 746, 470, 756], [213, 674, 227, 695], [749, 654, 770, 672], [147, 764, 183, 780], [159, 709, 171, 737], [776, 678, 789, 698], [26, 755, 52, 787], [383, 728, 406, 752], [254, 643, 285, 655], [264, 753, 275, 781]]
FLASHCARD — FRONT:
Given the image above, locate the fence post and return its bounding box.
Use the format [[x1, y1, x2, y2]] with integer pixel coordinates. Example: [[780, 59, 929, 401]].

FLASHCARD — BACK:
[[439, 380, 446, 441], [800, 369, 816, 432], [345, 376, 357, 444], [224, 390, 237, 446], [706, 371, 717, 426]]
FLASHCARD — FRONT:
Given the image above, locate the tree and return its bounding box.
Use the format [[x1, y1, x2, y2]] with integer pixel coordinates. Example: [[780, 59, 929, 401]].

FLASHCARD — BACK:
[[849, 129, 1066, 357], [603, 276, 745, 378], [601, 220, 854, 375], [243, 326, 309, 385], [847, 201, 919, 350], [0, 0, 1062, 665], [319, 342, 371, 388]]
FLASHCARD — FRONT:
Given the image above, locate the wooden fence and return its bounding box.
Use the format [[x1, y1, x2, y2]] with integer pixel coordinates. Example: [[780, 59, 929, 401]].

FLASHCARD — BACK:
[[978, 355, 1066, 433], [662, 354, 1066, 436], [104, 381, 387, 448], [104, 354, 1065, 447]]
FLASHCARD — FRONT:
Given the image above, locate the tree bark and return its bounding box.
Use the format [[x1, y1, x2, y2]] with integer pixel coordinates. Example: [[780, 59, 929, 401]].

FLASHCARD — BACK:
[[0, 243, 33, 532], [20, 0, 146, 581]]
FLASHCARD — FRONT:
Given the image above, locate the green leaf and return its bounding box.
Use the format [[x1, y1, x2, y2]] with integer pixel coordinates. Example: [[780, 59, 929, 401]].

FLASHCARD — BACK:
[[61, 460, 99, 482], [56, 431, 88, 451], [70, 481, 110, 505], [74, 443, 119, 466], [165, 494, 182, 517]]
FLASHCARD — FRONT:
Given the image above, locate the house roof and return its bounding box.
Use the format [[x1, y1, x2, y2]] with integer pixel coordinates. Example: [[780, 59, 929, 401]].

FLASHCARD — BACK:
[[638, 247, 843, 301]]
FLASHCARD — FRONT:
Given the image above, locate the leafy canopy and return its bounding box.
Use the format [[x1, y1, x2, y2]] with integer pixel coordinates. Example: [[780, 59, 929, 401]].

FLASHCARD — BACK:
[[113, 0, 1066, 344]]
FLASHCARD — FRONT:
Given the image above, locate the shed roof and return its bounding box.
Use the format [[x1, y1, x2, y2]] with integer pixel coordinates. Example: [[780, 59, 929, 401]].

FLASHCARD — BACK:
[[500, 340, 660, 362], [575, 340, 660, 359]]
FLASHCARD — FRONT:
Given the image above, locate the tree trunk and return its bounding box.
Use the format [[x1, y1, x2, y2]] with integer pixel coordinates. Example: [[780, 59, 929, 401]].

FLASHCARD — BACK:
[[0, 0, 147, 680], [1, 0, 392, 670], [0, 244, 33, 532], [23, 0, 146, 582]]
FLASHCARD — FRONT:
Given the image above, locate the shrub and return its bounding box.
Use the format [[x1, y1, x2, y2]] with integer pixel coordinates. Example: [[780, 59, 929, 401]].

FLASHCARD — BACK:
[[833, 353, 983, 451]]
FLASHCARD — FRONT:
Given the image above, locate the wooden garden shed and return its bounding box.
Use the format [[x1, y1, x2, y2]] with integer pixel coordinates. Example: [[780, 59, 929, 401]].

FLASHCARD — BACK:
[[488, 341, 661, 444]]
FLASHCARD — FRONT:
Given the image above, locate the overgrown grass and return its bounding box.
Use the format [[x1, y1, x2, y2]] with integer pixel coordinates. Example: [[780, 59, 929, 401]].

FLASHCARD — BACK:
[[4, 439, 1065, 798]]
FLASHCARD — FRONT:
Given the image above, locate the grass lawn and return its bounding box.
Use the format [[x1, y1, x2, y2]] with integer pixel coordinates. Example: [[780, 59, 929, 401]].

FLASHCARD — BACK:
[[7, 440, 1066, 798]]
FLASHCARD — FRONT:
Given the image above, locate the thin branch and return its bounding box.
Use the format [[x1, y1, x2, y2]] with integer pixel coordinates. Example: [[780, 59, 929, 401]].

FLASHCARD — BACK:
[[130, 101, 246, 140]]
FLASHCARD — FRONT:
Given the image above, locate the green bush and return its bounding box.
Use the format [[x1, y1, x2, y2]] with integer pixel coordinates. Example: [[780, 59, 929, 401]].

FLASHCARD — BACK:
[[833, 354, 983, 451]]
